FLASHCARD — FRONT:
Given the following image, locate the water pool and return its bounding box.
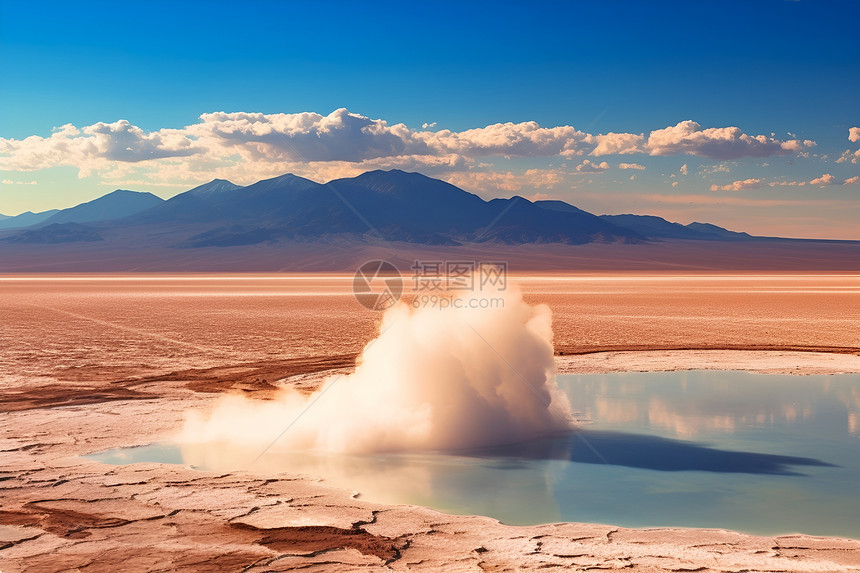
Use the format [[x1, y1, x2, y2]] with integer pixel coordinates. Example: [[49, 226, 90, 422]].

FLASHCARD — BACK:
[[87, 370, 860, 538]]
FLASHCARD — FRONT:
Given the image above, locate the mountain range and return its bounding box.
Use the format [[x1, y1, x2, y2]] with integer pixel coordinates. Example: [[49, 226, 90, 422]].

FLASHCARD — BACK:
[[0, 189, 162, 230], [1, 170, 856, 271], [1, 170, 765, 245]]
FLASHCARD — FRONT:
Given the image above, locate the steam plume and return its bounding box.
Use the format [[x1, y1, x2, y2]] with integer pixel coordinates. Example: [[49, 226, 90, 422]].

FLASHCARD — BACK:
[[181, 284, 574, 453]]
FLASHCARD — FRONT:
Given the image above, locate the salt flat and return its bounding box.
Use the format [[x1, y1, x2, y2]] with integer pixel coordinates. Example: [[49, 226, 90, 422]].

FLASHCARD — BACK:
[[1, 273, 859, 572]]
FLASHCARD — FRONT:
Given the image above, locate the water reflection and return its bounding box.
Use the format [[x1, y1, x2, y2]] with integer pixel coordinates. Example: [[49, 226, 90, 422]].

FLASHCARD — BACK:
[[89, 370, 860, 537], [176, 440, 566, 525], [562, 370, 860, 438]]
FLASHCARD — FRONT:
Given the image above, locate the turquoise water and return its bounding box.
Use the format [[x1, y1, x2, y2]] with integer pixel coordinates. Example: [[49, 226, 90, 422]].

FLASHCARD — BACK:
[[87, 370, 860, 538]]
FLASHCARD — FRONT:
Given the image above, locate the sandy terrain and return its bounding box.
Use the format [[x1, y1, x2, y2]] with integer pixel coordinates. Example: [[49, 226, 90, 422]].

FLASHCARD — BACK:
[[2, 274, 859, 572]]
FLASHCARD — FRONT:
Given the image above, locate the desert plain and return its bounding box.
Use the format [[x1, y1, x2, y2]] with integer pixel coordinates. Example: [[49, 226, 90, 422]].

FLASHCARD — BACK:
[[2, 272, 860, 572]]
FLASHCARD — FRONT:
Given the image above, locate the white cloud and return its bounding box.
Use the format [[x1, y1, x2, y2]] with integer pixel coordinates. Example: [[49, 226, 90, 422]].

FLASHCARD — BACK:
[[810, 173, 838, 186], [0, 109, 817, 187], [445, 168, 566, 194], [575, 159, 610, 173], [648, 120, 809, 160], [710, 178, 764, 191], [836, 149, 860, 164], [84, 120, 202, 162], [429, 121, 592, 158], [193, 108, 429, 162], [422, 122, 437, 129], [769, 180, 807, 187], [679, 163, 688, 175], [0, 121, 202, 177], [849, 127, 860, 143], [806, 173, 860, 187], [590, 132, 644, 156], [1, 179, 37, 185], [671, 181, 679, 187], [713, 174, 860, 190], [700, 162, 734, 174]]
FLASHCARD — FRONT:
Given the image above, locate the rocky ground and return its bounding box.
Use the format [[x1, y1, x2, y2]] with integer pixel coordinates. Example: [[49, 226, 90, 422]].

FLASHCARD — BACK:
[[3, 350, 860, 573]]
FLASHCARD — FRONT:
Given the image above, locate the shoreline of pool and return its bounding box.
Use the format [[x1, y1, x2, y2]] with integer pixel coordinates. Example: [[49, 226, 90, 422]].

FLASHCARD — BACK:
[[3, 350, 860, 572]]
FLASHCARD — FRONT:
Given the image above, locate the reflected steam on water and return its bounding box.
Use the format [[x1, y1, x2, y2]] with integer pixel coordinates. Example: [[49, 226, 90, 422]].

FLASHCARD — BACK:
[[90, 370, 860, 538]]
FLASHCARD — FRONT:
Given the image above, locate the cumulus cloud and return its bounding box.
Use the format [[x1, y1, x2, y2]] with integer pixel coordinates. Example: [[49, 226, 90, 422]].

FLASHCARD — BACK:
[[807, 173, 859, 187], [710, 178, 764, 191], [0, 121, 202, 176], [445, 168, 566, 194], [575, 159, 610, 173], [0, 109, 816, 187], [84, 120, 202, 162], [712, 174, 860, 190], [647, 121, 810, 160], [836, 149, 860, 164], [810, 173, 837, 186], [429, 121, 591, 158], [700, 163, 734, 174], [769, 180, 807, 187], [590, 132, 644, 156], [850, 127, 860, 143], [193, 108, 429, 162], [679, 163, 688, 175]]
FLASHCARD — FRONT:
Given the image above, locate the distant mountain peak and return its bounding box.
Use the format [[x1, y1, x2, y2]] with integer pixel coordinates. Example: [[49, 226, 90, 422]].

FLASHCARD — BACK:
[[0, 210, 62, 230], [102, 188, 160, 199], [244, 173, 319, 193], [188, 179, 241, 195], [598, 213, 755, 241], [40, 189, 165, 226], [352, 169, 440, 184], [1, 170, 782, 250], [685, 221, 752, 239], [263, 173, 312, 183], [364, 168, 407, 175]]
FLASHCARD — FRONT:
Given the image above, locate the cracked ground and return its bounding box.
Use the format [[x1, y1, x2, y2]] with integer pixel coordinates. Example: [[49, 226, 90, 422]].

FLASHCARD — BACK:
[[2, 275, 860, 572]]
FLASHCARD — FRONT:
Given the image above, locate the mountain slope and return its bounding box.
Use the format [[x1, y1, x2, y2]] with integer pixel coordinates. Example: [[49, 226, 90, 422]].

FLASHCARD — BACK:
[[3, 223, 104, 244], [2, 171, 786, 249], [685, 222, 752, 240], [128, 176, 318, 225], [599, 214, 707, 240], [40, 190, 164, 226], [150, 170, 644, 246], [534, 200, 595, 216], [0, 210, 61, 230], [599, 214, 751, 241]]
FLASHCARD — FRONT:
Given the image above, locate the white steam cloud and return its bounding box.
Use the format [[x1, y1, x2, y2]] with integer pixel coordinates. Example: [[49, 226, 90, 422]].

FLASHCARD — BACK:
[[181, 285, 574, 454]]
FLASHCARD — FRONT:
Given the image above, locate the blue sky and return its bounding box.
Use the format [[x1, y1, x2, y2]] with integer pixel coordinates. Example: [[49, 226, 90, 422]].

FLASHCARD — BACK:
[[1, 0, 858, 238]]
